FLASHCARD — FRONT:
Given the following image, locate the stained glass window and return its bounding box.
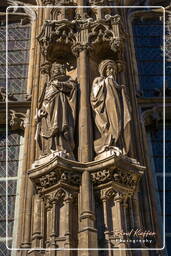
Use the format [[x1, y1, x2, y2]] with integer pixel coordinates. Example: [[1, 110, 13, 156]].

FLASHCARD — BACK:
[[0, 21, 31, 100], [132, 17, 171, 97], [147, 123, 171, 254], [0, 128, 24, 254]]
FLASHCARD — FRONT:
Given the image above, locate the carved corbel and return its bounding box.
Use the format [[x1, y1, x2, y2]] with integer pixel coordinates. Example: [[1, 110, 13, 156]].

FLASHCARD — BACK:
[[9, 109, 28, 130], [0, 87, 17, 102]]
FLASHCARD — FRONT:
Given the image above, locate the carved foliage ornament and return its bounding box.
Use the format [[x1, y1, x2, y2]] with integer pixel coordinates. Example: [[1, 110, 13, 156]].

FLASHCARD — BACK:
[[37, 20, 76, 57], [91, 168, 137, 189], [37, 169, 81, 192]]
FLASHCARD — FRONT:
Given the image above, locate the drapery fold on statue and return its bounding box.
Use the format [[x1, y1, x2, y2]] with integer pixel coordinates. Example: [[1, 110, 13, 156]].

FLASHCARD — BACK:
[[35, 77, 77, 155], [91, 75, 131, 155]]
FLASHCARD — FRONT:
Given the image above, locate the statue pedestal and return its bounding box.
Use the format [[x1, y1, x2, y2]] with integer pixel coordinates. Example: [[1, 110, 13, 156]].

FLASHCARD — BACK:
[[95, 146, 122, 161]]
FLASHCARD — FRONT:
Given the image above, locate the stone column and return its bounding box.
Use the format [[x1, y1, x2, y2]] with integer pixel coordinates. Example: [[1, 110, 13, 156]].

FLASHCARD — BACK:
[[64, 197, 72, 256], [42, 0, 52, 20], [64, 197, 72, 249], [46, 206, 52, 248], [77, 48, 93, 162], [78, 169, 98, 256], [50, 201, 56, 255], [77, 0, 86, 18], [113, 193, 127, 256], [31, 195, 43, 248], [21, 7, 43, 251], [102, 197, 112, 252]]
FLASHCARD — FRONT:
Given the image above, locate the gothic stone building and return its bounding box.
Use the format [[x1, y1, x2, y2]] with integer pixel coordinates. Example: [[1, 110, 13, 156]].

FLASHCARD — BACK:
[[0, 0, 171, 256]]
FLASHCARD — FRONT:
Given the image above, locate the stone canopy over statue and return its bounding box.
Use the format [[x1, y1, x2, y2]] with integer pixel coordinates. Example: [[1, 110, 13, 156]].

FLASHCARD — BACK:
[[35, 62, 77, 159], [91, 59, 131, 159]]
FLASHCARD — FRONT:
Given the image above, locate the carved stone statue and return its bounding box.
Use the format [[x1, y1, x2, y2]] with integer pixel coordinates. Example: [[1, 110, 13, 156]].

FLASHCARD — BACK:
[[35, 63, 77, 159], [91, 59, 131, 158]]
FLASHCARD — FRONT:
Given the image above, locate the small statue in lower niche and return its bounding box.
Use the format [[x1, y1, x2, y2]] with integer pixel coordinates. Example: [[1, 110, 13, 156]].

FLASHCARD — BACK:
[[91, 59, 131, 159], [35, 63, 77, 160]]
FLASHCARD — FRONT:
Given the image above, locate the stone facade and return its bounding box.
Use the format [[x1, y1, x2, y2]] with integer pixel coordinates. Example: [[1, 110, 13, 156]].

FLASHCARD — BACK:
[[0, 1, 170, 256]]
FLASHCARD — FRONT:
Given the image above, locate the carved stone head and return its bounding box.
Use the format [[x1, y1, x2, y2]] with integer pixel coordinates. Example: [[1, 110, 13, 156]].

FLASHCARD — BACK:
[[99, 59, 117, 78], [50, 62, 66, 79]]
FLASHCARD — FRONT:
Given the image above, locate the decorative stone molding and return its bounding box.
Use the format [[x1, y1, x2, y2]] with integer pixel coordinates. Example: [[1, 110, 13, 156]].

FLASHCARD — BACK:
[[35, 169, 81, 193]]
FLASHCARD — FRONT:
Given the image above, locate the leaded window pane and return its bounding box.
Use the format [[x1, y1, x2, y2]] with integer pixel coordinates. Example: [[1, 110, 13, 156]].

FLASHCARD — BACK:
[[7, 196, 16, 219], [134, 37, 162, 47], [133, 24, 163, 37], [0, 181, 6, 195], [0, 162, 6, 177], [0, 21, 30, 100], [0, 242, 11, 256], [0, 220, 6, 236], [0, 129, 23, 241], [0, 39, 30, 51], [8, 220, 14, 237], [135, 47, 162, 61], [0, 196, 6, 218], [8, 161, 19, 177], [166, 216, 171, 233], [132, 17, 170, 97], [137, 61, 163, 75]]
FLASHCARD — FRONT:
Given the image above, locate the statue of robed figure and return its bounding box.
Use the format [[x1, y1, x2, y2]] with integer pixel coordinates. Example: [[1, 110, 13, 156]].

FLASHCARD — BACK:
[[35, 63, 77, 159], [91, 59, 131, 158]]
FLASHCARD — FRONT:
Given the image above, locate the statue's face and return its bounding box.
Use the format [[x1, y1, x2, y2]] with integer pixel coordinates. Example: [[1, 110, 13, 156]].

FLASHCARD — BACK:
[[52, 64, 66, 77], [106, 64, 116, 77]]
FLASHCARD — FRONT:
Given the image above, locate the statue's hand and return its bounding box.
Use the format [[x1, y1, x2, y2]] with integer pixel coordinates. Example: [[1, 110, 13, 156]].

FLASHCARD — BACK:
[[35, 109, 47, 122], [121, 84, 126, 90]]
